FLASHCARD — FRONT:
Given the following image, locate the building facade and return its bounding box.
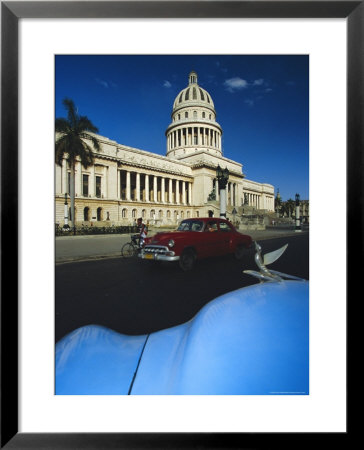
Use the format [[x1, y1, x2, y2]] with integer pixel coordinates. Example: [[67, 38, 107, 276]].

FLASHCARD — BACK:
[[55, 71, 274, 227]]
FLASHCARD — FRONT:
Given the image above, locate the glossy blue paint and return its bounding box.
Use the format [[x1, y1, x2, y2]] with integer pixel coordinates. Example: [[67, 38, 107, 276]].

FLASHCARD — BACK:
[[55, 325, 147, 394], [56, 280, 309, 395]]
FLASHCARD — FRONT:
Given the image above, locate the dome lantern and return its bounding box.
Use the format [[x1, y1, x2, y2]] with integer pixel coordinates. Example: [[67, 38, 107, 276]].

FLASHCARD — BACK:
[[189, 71, 198, 85]]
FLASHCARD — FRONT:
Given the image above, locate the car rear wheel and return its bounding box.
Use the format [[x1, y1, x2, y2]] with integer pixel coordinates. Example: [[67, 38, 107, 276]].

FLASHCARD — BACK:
[[179, 249, 196, 271], [234, 244, 245, 260]]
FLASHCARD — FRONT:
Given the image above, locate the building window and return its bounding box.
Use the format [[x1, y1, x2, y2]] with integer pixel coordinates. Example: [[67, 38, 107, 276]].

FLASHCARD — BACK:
[[159, 210, 163, 218], [132, 209, 137, 218], [142, 209, 146, 218], [97, 207, 103, 221], [185, 112, 188, 118], [95, 176, 102, 198], [122, 208, 127, 218], [82, 174, 89, 197], [150, 209, 155, 219], [193, 111, 197, 119], [202, 112, 205, 119], [167, 210, 171, 218], [83, 207, 90, 221]]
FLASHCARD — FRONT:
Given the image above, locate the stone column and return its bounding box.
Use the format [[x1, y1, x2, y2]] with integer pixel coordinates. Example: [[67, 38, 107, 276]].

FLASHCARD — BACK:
[[76, 161, 82, 196], [176, 179, 180, 204], [182, 181, 186, 204], [136, 172, 140, 201], [168, 178, 172, 203], [161, 177, 165, 203], [188, 182, 192, 205], [126, 171, 131, 201], [105, 166, 109, 199], [145, 174, 149, 202], [153, 176, 158, 202]]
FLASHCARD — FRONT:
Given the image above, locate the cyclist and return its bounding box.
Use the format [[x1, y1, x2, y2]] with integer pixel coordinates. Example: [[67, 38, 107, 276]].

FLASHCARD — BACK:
[[136, 217, 148, 248]]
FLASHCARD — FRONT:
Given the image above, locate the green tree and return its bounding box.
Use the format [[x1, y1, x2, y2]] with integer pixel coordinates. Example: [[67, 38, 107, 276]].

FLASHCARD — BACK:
[[283, 198, 295, 218], [55, 98, 100, 229], [274, 193, 282, 214]]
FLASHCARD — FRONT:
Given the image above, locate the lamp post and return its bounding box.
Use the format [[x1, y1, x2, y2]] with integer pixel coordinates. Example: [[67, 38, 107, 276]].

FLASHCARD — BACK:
[[295, 193, 302, 232], [62, 193, 70, 231], [232, 207, 237, 225], [216, 165, 229, 218]]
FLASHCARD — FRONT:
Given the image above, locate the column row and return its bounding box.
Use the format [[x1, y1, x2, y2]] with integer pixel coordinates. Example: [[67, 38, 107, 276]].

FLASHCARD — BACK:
[[212, 179, 238, 206], [61, 159, 107, 199], [243, 193, 274, 211], [245, 193, 261, 209], [168, 126, 221, 150], [119, 170, 192, 205]]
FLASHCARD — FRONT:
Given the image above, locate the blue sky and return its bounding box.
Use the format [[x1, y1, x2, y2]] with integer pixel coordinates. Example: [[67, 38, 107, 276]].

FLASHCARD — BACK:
[[55, 55, 309, 201]]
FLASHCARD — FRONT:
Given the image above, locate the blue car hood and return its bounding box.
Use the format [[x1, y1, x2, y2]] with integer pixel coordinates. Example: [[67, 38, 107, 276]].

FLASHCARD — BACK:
[[56, 280, 309, 395]]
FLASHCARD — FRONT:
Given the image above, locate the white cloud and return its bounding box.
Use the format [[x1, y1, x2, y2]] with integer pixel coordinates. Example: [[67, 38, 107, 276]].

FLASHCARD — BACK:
[[253, 78, 264, 86], [163, 80, 172, 88], [223, 77, 248, 92], [95, 78, 109, 88], [95, 78, 117, 89]]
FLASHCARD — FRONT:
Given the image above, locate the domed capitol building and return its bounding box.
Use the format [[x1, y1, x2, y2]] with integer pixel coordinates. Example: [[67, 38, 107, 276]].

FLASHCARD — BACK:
[[55, 71, 275, 227]]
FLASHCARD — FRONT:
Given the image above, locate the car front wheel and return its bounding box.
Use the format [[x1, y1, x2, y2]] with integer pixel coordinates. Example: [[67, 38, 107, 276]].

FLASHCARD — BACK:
[[179, 249, 196, 271]]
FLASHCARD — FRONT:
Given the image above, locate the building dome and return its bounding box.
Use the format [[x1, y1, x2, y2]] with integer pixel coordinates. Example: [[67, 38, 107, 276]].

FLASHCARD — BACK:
[[172, 71, 215, 112], [166, 71, 222, 160]]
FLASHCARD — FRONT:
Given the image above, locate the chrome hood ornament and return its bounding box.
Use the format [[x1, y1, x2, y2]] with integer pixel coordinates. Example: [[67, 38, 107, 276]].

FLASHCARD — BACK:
[[244, 241, 306, 282]]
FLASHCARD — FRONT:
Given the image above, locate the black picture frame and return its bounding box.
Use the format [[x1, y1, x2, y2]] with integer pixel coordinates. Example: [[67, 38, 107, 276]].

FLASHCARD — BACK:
[[1, 1, 359, 448]]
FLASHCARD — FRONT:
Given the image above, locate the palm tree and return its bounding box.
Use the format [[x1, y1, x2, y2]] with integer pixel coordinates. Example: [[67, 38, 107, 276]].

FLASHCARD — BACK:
[[55, 98, 100, 230], [284, 198, 295, 219]]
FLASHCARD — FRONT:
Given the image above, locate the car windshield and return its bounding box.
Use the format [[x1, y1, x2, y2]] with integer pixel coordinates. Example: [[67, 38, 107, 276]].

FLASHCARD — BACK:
[[177, 220, 204, 232]]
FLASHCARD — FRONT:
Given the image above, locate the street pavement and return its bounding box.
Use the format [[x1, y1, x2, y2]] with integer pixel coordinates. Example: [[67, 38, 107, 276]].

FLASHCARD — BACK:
[[56, 233, 309, 340], [55, 225, 308, 264]]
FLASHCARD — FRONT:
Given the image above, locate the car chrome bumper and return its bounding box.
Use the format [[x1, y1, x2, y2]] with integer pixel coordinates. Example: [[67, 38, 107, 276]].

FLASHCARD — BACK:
[[138, 246, 180, 262]]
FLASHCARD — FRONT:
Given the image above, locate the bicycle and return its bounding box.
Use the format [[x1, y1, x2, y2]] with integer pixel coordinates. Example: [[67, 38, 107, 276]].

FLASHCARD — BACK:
[[121, 234, 142, 257]]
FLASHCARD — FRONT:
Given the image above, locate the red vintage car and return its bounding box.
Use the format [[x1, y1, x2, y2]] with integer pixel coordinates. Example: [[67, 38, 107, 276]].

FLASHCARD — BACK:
[[139, 217, 253, 271]]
